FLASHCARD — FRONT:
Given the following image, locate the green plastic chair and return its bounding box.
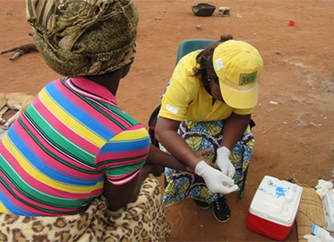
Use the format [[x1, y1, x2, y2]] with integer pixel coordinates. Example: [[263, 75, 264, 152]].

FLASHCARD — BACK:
[[175, 39, 215, 64]]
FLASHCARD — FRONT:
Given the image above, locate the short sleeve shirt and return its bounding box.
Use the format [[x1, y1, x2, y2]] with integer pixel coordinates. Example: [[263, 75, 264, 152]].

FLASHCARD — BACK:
[[0, 77, 149, 216], [159, 51, 252, 122]]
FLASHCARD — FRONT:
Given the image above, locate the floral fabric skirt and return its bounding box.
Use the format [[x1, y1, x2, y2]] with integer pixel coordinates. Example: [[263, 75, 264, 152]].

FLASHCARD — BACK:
[[161, 119, 255, 206]]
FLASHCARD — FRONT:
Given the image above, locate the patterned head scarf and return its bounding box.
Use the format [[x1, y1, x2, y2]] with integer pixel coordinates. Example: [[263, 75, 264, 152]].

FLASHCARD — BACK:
[[26, 0, 139, 77]]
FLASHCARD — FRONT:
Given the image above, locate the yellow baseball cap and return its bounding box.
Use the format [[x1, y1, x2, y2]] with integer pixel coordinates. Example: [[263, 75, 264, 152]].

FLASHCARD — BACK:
[[213, 40, 263, 109]]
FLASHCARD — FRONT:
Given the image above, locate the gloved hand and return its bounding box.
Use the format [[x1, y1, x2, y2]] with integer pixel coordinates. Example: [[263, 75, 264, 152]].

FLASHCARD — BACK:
[[304, 233, 334, 242], [216, 146, 236, 178], [195, 160, 239, 194]]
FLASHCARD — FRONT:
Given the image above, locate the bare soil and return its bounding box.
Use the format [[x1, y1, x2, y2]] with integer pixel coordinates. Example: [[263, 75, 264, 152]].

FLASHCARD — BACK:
[[1, 0, 334, 241]]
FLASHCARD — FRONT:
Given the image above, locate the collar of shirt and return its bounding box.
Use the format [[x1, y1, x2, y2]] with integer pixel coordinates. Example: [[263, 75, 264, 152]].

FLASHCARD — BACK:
[[67, 77, 117, 106]]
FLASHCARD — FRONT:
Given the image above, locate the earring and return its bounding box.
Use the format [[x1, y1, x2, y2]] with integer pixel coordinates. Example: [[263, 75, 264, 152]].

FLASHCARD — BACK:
[[208, 77, 211, 82]]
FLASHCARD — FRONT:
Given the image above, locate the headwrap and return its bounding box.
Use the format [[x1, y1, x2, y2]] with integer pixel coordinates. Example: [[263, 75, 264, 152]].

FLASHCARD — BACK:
[[26, 0, 139, 77]]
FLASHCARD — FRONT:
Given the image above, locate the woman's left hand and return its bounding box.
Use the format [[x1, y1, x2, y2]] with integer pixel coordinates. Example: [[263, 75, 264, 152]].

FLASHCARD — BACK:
[[216, 146, 235, 178]]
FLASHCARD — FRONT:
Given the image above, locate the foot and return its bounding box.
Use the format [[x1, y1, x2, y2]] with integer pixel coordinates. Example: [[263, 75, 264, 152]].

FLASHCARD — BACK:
[[193, 198, 210, 209], [212, 196, 230, 223]]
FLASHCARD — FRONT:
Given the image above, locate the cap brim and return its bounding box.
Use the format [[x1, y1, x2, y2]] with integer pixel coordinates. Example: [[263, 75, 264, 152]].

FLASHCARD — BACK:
[[220, 81, 258, 109]]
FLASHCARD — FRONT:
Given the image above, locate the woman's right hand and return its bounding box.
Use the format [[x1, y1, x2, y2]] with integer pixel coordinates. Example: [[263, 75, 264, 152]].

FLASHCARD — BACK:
[[194, 160, 239, 194]]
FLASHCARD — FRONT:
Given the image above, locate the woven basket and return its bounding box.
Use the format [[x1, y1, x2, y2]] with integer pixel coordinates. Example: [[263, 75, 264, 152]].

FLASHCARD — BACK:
[[296, 187, 333, 241]]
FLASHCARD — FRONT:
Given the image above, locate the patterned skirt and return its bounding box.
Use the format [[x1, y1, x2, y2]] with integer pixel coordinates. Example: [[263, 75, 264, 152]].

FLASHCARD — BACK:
[[0, 175, 171, 242], [161, 119, 255, 206]]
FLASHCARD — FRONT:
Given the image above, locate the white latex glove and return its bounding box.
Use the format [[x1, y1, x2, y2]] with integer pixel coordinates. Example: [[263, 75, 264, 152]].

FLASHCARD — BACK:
[[319, 231, 334, 242], [195, 160, 239, 194], [304, 232, 334, 242], [304, 234, 322, 242], [216, 146, 236, 178], [304, 233, 334, 242]]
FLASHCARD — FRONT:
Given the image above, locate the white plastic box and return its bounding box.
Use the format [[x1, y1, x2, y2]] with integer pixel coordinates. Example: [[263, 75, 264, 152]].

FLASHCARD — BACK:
[[247, 175, 303, 241], [323, 193, 334, 232]]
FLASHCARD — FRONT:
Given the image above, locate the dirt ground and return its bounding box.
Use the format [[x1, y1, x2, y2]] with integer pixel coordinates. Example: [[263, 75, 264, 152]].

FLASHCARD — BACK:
[[1, 0, 334, 241]]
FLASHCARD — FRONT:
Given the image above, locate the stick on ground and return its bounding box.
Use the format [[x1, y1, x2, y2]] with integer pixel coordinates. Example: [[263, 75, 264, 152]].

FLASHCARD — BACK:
[[1, 43, 38, 60]]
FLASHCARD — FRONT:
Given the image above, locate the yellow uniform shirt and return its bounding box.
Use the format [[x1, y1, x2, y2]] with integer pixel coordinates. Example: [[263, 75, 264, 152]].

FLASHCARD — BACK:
[[160, 51, 252, 122]]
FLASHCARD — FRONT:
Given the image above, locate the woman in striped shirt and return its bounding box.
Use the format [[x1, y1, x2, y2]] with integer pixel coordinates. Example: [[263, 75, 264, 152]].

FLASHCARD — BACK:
[[0, 0, 212, 240]]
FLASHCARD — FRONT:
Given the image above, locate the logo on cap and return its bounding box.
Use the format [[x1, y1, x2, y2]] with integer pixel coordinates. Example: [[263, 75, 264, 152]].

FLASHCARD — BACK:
[[240, 72, 257, 86]]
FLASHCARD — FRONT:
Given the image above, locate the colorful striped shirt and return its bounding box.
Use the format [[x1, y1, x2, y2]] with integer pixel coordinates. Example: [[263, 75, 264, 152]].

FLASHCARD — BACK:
[[0, 77, 149, 216]]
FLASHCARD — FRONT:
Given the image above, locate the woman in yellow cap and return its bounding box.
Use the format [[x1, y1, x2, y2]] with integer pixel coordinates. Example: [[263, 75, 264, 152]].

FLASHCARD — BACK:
[[156, 35, 263, 223]]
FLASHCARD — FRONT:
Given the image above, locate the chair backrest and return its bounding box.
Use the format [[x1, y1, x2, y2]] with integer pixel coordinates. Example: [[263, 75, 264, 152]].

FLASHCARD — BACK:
[[175, 39, 216, 64]]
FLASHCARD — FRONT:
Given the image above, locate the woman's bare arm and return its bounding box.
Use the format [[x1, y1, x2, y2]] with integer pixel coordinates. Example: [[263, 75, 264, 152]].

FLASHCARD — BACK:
[[221, 113, 251, 150], [103, 164, 155, 211], [146, 144, 214, 173], [155, 117, 202, 171]]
